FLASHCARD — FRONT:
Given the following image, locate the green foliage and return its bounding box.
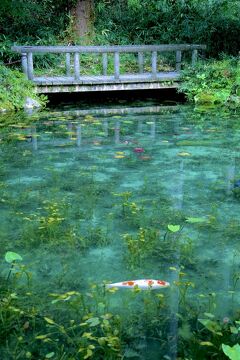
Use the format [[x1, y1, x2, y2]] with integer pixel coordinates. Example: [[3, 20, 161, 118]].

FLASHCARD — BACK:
[[0, 64, 46, 111], [0, 0, 75, 63], [222, 343, 240, 360], [94, 0, 240, 57], [179, 58, 240, 107]]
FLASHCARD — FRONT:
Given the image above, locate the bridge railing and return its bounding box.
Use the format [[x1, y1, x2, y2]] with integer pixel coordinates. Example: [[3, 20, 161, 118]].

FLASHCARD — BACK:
[[11, 44, 206, 81]]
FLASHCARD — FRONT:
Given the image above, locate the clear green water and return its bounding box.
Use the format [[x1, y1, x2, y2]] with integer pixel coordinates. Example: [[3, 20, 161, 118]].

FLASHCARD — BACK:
[[1, 104, 240, 359]]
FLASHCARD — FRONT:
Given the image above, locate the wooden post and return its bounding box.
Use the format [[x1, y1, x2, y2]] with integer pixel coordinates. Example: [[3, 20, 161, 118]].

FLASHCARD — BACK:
[[74, 52, 80, 80], [102, 53, 108, 76], [27, 53, 34, 80], [138, 52, 144, 73], [66, 53, 71, 76], [192, 49, 198, 66], [114, 52, 120, 80], [176, 50, 182, 71], [151, 51, 157, 78], [21, 53, 28, 77]]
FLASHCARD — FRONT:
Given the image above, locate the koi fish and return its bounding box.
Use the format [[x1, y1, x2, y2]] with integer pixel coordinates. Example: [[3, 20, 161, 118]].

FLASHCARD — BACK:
[[134, 147, 144, 153], [106, 279, 170, 290]]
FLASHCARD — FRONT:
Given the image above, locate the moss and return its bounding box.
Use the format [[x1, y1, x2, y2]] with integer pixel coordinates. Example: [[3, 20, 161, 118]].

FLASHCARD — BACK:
[[0, 64, 47, 111]]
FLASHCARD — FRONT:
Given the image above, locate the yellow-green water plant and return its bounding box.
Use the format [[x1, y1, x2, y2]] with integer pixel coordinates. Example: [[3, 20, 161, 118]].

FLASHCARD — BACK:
[[4, 251, 31, 287], [4, 251, 23, 282], [123, 227, 159, 268]]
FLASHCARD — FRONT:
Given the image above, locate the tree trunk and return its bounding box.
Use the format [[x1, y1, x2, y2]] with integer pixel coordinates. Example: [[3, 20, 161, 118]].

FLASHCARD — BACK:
[[71, 0, 94, 40]]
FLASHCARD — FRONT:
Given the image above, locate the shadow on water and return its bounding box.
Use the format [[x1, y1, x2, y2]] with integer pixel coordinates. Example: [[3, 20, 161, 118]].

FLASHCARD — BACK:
[[46, 88, 186, 110]]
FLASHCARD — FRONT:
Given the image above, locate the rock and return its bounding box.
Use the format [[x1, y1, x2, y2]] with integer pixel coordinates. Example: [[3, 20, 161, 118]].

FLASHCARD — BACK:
[[24, 97, 41, 110]]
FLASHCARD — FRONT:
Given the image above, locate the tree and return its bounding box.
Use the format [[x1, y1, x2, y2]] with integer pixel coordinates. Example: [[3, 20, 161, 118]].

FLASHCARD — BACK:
[[70, 0, 94, 40]]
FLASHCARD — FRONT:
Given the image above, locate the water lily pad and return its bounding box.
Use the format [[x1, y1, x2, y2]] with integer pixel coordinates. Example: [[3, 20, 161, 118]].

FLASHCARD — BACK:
[[168, 224, 180, 232], [5, 251, 22, 263]]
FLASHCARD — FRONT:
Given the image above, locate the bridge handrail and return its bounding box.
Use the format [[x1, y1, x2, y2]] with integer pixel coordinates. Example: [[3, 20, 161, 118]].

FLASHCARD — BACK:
[[12, 44, 206, 53], [11, 44, 206, 81]]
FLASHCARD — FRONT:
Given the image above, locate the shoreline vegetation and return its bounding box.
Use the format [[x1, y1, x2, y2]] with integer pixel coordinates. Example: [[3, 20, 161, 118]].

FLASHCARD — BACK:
[[0, 0, 239, 112], [0, 56, 239, 112]]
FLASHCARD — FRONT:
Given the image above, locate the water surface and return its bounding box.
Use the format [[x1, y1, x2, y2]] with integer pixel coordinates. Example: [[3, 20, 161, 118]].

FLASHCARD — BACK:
[[0, 104, 240, 359]]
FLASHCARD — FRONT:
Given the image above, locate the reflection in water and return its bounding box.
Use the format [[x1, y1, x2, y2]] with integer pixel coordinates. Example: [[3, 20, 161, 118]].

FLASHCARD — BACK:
[[76, 124, 82, 147]]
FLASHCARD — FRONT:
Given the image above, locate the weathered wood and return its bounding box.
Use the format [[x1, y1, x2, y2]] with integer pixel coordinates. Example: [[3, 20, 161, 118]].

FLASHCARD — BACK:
[[35, 81, 179, 94], [138, 52, 144, 73], [66, 53, 71, 76], [102, 53, 108, 76], [21, 53, 28, 76], [12, 44, 207, 54], [11, 43, 206, 93], [192, 49, 198, 65], [74, 53, 80, 80], [27, 52, 34, 80], [176, 50, 182, 71], [151, 51, 157, 78], [114, 52, 120, 80], [34, 72, 180, 85]]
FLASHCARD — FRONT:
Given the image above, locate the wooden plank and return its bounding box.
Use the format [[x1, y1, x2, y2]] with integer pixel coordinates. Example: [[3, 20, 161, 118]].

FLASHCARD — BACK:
[[66, 53, 71, 76], [27, 52, 34, 80], [11, 44, 207, 54], [33, 72, 180, 85], [74, 53, 80, 80], [114, 52, 120, 80], [176, 50, 182, 71], [21, 53, 28, 77], [138, 52, 144, 73], [151, 51, 157, 78], [102, 53, 108, 76], [36, 81, 179, 94]]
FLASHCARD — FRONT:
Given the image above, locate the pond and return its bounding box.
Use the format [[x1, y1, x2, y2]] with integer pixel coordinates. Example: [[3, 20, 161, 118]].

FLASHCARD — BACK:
[[0, 103, 240, 359]]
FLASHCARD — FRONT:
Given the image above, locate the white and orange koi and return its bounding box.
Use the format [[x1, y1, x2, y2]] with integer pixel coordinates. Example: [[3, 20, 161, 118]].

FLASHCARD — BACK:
[[106, 279, 170, 290]]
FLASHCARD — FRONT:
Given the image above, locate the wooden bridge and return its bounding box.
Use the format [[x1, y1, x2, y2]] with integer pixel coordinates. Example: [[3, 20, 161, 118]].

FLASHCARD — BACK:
[[12, 44, 206, 94]]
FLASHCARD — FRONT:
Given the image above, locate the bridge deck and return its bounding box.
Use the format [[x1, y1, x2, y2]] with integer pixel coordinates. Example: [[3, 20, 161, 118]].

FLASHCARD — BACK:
[[34, 71, 180, 85], [34, 72, 180, 93]]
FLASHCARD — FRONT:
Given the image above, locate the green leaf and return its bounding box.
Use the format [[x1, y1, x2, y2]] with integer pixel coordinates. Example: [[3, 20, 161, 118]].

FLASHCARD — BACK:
[[45, 352, 55, 359], [5, 251, 22, 263], [44, 317, 55, 325], [222, 344, 240, 360], [198, 319, 222, 335], [185, 217, 206, 224], [204, 312, 215, 319], [167, 224, 180, 232], [86, 317, 100, 327], [200, 341, 214, 346], [230, 326, 238, 334], [36, 334, 48, 340]]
